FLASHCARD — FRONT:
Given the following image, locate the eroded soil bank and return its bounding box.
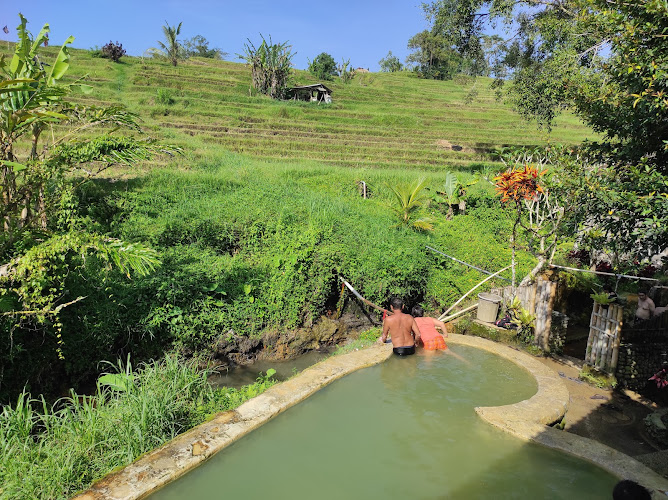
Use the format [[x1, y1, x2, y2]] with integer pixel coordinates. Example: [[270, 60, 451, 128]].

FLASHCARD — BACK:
[[204, 303, 378, 371]]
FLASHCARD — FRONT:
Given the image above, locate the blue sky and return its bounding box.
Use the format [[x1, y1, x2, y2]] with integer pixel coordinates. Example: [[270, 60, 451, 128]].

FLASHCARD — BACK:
[[1, 1, 429, 71]]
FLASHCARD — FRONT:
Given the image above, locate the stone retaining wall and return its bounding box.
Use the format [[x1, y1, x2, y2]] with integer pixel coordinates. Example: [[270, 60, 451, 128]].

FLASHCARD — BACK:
[[616, 341, 667, 390]]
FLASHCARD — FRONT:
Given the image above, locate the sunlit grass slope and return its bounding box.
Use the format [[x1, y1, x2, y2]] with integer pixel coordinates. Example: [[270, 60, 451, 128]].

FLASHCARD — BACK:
[[19, 45, 596, 171]]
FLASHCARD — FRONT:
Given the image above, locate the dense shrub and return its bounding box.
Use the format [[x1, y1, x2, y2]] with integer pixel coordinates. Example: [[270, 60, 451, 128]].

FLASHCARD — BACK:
[[101, 41, 126, 62], [156, 88, 175, 105], [2, 155, 532, 400]]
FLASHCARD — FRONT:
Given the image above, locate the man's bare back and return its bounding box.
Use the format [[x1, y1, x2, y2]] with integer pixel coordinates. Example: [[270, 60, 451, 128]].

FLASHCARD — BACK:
[[381, 298, 419, 355]]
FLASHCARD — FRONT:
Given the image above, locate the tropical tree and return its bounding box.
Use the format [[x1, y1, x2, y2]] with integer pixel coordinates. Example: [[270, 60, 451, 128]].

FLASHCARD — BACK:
[[149, 21, 184, 66], [435, 171, 474, 219], [387, 178, 434, 231], [0, 15, 167, 369], [240, 35, 295, 99], [422, 0, 668, 261], [337, 58, 355, 84], [379, 51, 403, 72], [183, 35, 226, 59], [308, 52, 337, 81]]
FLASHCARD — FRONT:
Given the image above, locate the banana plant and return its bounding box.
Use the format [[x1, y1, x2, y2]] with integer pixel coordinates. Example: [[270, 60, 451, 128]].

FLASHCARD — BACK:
[[434, 171, 468, 219]]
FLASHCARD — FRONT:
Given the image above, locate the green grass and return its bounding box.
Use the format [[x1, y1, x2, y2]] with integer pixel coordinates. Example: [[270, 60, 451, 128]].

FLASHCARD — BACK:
[[0, 355, 276, 499]]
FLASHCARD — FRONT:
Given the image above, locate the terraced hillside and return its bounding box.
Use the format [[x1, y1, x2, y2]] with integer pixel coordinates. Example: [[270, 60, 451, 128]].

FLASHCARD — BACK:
[[41, 47, 595, 170]]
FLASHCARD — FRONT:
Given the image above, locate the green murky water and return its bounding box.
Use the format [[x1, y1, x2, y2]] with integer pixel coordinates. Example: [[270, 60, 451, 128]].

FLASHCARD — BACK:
[[152, 346, 617, 499]]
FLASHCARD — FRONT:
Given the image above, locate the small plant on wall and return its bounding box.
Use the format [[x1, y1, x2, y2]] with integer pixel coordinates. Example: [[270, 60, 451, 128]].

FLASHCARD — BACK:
[[511, 307, 536, 344]]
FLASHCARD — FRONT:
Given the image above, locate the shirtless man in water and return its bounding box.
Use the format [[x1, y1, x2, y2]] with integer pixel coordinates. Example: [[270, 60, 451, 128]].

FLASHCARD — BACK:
[[380, 297, 420, 356]]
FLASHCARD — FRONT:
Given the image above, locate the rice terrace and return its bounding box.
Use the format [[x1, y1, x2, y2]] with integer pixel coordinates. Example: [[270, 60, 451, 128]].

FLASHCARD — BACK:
[[1, 1, 667, 499]]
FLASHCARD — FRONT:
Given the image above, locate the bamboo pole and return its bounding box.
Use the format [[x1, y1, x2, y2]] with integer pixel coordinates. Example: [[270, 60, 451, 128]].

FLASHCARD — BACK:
[[529, 282, 537, 316], [541, 281, 557, 352], [548, 264, 659, 282], [585, 303, 598, 365], [441, 304, 478, 323], [609, 305, 624, 372], [339, 278, 388, 315], [425, 246, 511, 281], [438, 265, 511, 321]]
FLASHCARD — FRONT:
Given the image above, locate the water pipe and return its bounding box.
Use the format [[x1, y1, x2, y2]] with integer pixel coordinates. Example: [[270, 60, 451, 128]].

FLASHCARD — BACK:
[[339, 277, 389, 315], [426, 245, 511, 282], [438, 265, 511, 321]]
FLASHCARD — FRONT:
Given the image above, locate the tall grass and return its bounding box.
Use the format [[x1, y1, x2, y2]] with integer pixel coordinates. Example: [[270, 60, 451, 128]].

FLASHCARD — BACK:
[[0, 355, 275, 499]]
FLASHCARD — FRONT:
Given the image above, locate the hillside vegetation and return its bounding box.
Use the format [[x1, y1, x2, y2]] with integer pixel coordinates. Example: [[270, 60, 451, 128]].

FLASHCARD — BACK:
[[0, 44, 594, 401], [56, 48, 594, 170], [0, 40, 590, 499]]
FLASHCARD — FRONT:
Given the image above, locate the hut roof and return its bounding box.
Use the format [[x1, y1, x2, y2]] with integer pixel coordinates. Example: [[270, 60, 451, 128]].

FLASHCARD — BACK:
[[289, 83, 333, 94]]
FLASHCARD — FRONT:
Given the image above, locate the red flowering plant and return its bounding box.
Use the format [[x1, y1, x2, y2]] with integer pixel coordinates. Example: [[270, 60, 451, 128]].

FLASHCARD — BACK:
[[494, 164, 547, 203], [494, 158, 559, 291]]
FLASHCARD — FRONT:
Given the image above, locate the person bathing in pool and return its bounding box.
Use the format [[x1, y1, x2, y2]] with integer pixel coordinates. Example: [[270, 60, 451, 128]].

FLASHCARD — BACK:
[[380, 297, 419, 356], [411, 305, 469, 364]]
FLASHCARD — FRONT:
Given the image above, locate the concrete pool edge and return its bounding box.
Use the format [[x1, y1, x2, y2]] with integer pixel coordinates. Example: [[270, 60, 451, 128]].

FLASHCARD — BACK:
[[72, 344, 393, 500], [448, 334, 668, 496]]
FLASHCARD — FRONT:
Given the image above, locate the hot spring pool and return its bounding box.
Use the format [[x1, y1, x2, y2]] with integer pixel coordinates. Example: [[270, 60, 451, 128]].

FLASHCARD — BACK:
[[151, 345, 617, 499]]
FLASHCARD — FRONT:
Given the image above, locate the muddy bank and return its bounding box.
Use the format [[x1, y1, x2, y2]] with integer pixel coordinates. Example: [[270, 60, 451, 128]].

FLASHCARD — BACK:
[[207, 302, 379, 371]]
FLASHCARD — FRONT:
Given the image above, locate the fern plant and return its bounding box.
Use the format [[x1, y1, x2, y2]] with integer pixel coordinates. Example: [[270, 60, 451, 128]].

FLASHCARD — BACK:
[[387, 178, 433, 231]]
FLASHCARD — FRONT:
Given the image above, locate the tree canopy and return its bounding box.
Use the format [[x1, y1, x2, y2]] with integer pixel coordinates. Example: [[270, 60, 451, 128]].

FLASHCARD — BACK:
[[183, 35, 227, 60], [422, 0, 667, 262], [149, 21, 184, 66], [308, 52, 337, 81], [379, 51, 403, 72]]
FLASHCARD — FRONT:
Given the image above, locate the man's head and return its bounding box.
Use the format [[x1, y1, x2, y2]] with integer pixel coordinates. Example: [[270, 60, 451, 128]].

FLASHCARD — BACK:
[[638, 289, 648, 300], [411, 305, 424, 318], [390, 297, 404, 312]]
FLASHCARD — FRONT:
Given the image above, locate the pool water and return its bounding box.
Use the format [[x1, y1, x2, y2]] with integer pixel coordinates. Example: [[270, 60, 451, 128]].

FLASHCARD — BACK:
[[152, 346, 618, 499]]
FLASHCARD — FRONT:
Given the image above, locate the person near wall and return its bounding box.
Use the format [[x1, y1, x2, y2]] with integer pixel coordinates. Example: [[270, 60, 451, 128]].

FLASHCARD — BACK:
[[635, 289, 655, 322]]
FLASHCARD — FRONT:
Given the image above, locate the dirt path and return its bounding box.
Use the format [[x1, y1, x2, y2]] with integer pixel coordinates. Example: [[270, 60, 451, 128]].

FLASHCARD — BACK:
[[538, 355, 668, 478]]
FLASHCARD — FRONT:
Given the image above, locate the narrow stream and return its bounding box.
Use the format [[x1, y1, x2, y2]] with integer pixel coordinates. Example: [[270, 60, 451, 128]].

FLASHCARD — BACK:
[[208, 349, 332, 388]]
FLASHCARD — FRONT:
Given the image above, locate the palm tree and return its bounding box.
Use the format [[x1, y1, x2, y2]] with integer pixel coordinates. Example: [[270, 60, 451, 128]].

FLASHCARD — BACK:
[[151, 22, 184, 66], [387, 178, 434, 231]]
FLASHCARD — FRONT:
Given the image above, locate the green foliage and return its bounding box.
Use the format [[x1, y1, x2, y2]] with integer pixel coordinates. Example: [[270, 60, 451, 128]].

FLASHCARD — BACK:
[[0, 354, 276, 499], [156, 87, 175, 105], [419, 0, 668, 258], [511, 306, 536, 344], [308, 52, 337, 81], [149, 21, 184, 66], [337, 58, 355, 84], [379, 51, 403, 72], [407, 30, 462, 80], [183, 34, 226, 60], [590, 292, 613, 306], [386, 177, 434, 231], [241, 35, 294, 99], [333, 327, 381, 355], [579, 365, 617, 389]]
